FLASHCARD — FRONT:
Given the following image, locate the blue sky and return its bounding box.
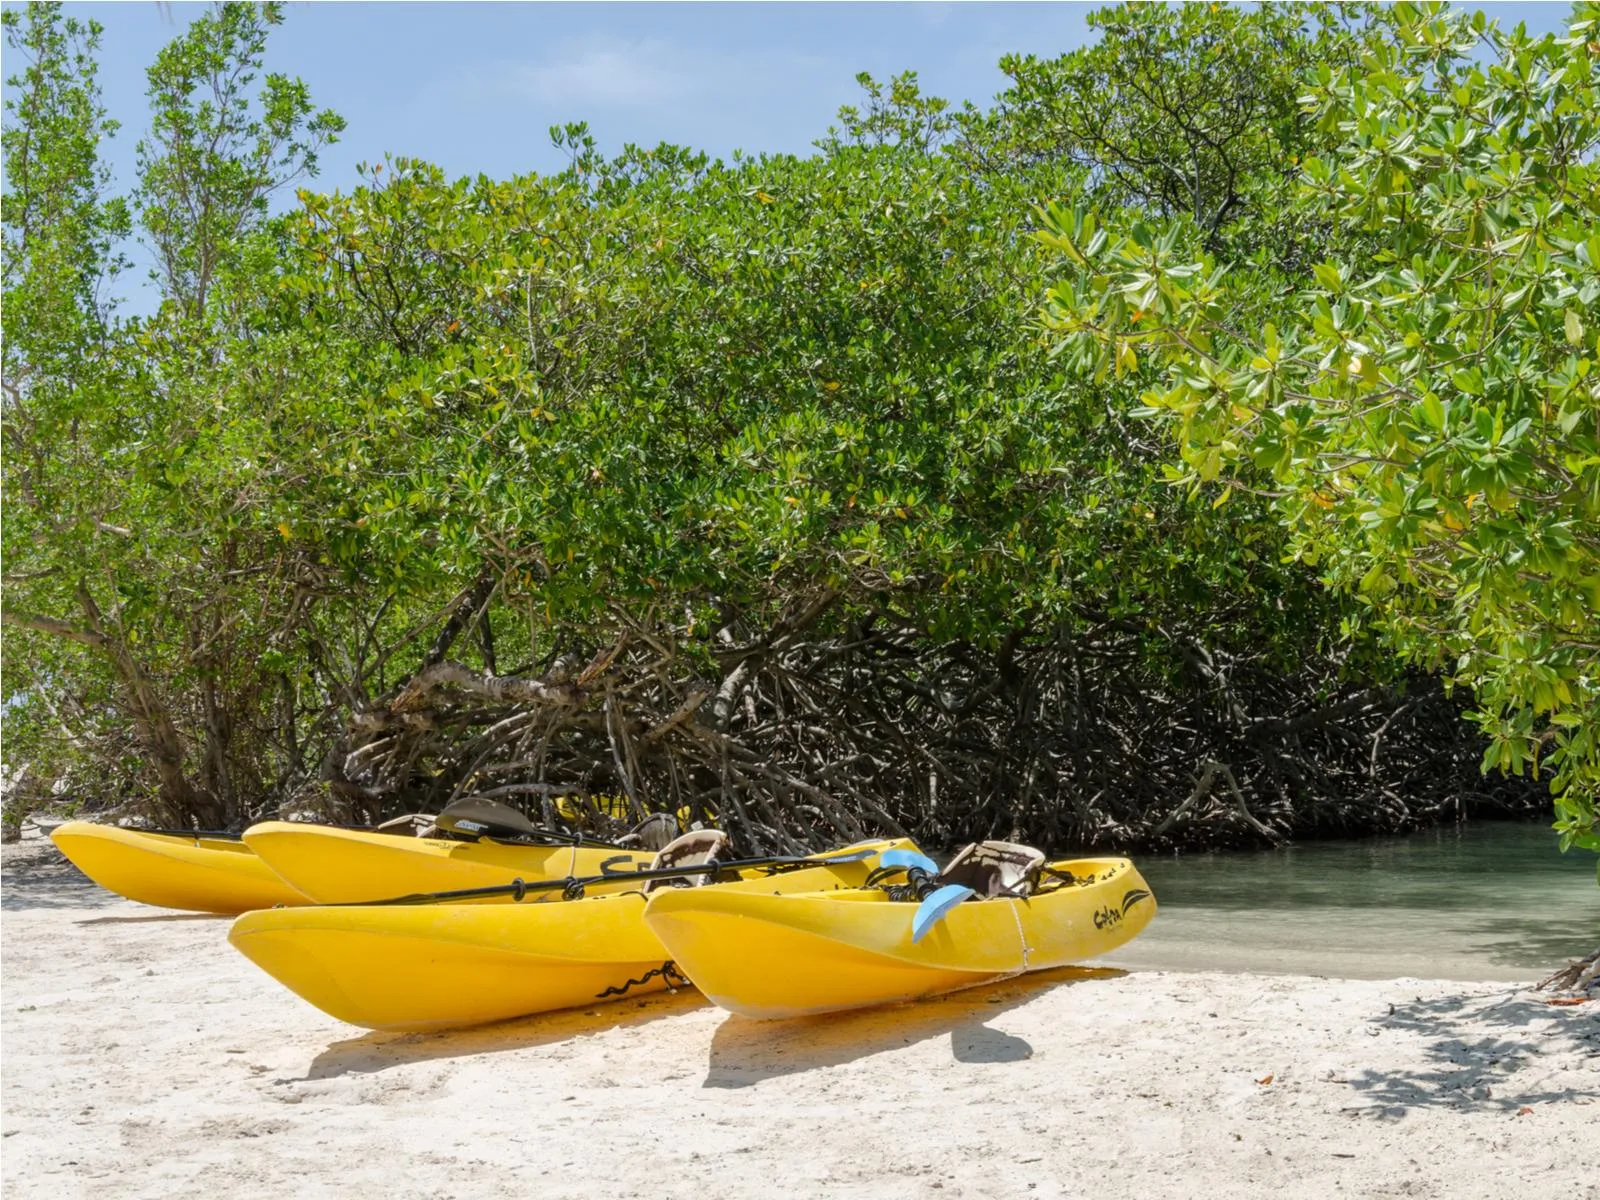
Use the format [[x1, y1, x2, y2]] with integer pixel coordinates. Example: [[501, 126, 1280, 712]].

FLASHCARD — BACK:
[[12, 1, 1578, 308], [67, 2, 1109, 193]]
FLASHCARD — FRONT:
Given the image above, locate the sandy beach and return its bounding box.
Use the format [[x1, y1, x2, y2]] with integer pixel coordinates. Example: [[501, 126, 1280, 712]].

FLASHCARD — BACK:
[[2, 833, 1595, 1200]]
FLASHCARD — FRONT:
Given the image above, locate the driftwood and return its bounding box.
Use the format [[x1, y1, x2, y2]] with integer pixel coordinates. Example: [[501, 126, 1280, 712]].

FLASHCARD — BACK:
[[1154, 760, 1283, 843], [305, 601, 1547, 854], [1537, 948, 1600, 997], [26, 559, 1543, 851]]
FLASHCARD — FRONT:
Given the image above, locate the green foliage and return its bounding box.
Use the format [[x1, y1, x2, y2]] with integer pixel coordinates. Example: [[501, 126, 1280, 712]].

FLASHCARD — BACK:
[[827, 70, 955, 152], [1040, 1, 1600, 872], [2, 3, 128, 378], [137, 0, 343, 315], [3, 2, 346, 825], [2, 3, 134, 823], [266, 123, 1335, 678], [974, 2, 1376, 243], [7, 0, 1486, 844]]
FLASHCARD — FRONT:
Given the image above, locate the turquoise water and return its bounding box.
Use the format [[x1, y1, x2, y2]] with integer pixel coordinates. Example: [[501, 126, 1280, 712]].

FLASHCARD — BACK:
[[1098, 821, 1600, 981]]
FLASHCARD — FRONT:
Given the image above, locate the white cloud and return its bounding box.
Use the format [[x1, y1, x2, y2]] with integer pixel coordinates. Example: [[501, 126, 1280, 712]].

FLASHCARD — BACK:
[[502, 38, 724, 110], [488, 37, 846, 121]]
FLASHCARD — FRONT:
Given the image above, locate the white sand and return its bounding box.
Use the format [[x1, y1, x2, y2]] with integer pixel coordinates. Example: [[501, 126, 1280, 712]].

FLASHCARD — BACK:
[[2, 835, 1596, 1200]]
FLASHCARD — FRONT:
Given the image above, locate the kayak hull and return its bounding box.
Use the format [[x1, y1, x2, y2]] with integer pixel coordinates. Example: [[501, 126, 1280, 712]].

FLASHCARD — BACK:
[[230, 894, 670, 1031], [49, 821, 310, 914], [644, 857, 1155, 1019], [230, 839, 915, 1031], [640, 905, 1011, 1018], [242, 821, 654, 904]]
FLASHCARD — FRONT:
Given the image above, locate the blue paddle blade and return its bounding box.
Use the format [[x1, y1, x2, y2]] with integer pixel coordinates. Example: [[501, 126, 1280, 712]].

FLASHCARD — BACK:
[[911, 884, 976, 943], [806, 846, 882, 865], [877, 848, 940, 876]]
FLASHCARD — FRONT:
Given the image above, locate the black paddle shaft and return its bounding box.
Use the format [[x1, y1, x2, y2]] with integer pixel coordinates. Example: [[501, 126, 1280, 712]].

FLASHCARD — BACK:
[[345, 848, 879, 908]]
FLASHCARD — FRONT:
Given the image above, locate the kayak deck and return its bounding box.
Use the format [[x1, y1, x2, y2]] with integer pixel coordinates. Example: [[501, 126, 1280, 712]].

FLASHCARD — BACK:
[[242, 821, 655, 904]]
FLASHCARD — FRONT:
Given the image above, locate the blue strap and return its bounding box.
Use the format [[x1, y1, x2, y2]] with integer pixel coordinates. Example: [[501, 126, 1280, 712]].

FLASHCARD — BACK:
[[912, 884, 975, 942]]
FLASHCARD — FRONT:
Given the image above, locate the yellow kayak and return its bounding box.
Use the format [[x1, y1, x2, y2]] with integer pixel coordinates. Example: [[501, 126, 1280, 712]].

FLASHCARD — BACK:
[[49, 821, 311, 915], [242, 821, 656, 904], [229, 835, 915, 1032], [644, 847, 1156, 1018]]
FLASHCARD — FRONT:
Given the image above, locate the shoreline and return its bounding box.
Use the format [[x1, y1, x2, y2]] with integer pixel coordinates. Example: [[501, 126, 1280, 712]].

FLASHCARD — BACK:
[[3, 837, 1596, 1199]]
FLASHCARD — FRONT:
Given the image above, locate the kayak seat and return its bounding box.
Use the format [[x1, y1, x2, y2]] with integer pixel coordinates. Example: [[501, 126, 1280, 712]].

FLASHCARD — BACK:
[[642, 829, 731, 894], [937, 841, 1046, 898], [434, 797, 544, 841], [619, 812, 681, 852]]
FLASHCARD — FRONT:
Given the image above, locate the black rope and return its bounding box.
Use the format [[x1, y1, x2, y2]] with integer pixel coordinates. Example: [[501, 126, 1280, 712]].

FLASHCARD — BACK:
[[595, 961, 688, 999]]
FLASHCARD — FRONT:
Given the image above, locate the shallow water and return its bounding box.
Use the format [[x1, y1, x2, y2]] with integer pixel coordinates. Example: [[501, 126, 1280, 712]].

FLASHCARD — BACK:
[[1098, 821, 1599, 981]]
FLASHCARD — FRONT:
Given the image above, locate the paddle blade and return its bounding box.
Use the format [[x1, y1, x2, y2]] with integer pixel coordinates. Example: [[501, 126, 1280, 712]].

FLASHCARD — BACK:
[[807, 846, 883, 865], [911, 884, 975, 943], [878, 848, 940, 876]]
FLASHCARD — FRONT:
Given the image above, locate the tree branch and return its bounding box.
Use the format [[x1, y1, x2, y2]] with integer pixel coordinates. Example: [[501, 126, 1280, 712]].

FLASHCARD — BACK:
[[1, 607, 107, 647]]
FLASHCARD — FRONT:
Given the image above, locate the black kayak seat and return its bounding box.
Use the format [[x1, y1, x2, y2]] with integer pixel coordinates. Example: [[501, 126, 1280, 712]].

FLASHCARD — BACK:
[[433, 797, 543, 841], [937, 841, 1046, 898], [641, 829, 731, 894]]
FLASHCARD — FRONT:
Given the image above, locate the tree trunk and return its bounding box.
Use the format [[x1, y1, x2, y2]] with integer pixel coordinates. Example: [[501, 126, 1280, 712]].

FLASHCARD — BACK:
[[75, 584, 219, 826]]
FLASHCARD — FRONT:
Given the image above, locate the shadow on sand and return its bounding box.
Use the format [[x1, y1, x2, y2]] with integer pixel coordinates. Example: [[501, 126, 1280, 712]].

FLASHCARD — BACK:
[[302, 968, 1128, 1084], [0, 841, 122, 912], [702, 966, 1124, 1089], [76, 911, 229, 925], [1345, 987, 1599, 1116], [301, 986, 712, 1080]]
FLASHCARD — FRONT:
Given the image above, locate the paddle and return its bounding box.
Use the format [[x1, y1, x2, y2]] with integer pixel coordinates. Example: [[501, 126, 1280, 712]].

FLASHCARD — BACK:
[[342, 845, 885, 907], [866, 847, 980, 942], [911, 883, 977, 942], [875, 848, 940, 877]]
